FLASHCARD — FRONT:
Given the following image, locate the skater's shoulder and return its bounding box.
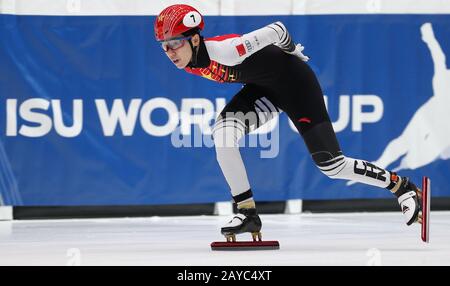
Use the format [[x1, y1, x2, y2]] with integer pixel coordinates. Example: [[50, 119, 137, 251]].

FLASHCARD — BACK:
[[203, 34, 247, 67], [204, 34, 241, 43]]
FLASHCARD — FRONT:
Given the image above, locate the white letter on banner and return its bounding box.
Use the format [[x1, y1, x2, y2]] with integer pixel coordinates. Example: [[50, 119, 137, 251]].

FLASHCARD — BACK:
[[352, 95, 383, 132], [180, 98, 215, 135], [19, 98, 52, 137], [96, 99, 142, 136], [215, 98, 226, 118], [319, 95, 350, 132], [6, 99, 17, 136], [52, 99, 83, 137], [140, 98, 179, 137], [332, 95, 350, 132]]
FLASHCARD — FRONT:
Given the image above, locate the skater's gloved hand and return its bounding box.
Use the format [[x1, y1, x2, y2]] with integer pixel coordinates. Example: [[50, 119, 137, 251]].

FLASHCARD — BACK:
[[285, 43, 309, 62]]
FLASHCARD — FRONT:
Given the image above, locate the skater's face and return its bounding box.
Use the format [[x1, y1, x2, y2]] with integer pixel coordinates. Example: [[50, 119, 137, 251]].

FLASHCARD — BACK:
[[162, 34, 200, 69]]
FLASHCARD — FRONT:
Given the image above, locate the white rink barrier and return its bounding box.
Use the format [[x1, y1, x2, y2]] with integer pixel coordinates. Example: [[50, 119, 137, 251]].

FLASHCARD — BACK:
[[1, 0, 450, 15], [0, 206, 13, 221]]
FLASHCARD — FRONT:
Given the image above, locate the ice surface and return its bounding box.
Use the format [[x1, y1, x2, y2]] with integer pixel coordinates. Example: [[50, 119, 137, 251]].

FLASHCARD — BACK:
[[0, 211, 449, 266]]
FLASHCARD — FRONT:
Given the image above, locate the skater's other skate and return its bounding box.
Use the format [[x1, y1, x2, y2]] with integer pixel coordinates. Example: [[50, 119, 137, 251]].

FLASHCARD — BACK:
[[391, 175, 422, 225], [391, 175, 431, 243]]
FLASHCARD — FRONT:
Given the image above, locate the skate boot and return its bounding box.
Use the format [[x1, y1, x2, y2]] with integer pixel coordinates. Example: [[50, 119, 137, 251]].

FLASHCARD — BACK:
[[220, 208, 262, 242], [211, 207, 280, 250], [393, 176, 422, 225]]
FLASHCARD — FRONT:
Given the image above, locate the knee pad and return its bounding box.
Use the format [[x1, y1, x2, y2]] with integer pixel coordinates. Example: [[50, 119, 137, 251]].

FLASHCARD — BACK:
[[212, 117, 246, 148], [311, 150, 343, 166], [311, 151, 347, 178]]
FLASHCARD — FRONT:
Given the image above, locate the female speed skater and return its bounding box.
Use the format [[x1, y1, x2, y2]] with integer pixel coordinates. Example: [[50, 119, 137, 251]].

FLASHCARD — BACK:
[[154, 4, 424, 242]]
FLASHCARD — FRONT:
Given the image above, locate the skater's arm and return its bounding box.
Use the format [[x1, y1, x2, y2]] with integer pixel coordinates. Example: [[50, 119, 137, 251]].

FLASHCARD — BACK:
[[205, 22, 308, 66]]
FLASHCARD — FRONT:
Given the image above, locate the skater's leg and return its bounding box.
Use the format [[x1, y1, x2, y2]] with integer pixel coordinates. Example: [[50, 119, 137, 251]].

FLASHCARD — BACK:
[[301, 121, 397, 190], [213, 115, 252, 206], [277, 60, 422, 225], [300, 122, 422, 225], [213, 85, 280, 239], [276, 60, 402, 191], [212, 84, 279, 209]]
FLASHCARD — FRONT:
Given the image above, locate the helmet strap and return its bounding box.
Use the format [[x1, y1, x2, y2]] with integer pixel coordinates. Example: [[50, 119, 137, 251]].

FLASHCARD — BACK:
[[188, 37, 199, 67]]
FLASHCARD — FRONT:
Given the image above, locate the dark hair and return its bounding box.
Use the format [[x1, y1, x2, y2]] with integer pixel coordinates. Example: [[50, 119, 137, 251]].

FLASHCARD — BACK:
[[182, 27, 201, 37]]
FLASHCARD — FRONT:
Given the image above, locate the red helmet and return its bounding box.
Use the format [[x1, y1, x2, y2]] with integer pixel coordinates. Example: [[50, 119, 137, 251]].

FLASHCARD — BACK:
[[154, 4, 204, 41]]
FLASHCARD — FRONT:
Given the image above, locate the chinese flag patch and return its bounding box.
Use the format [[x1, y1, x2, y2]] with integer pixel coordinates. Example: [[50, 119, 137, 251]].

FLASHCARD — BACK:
[[235, 44, 246, 56]]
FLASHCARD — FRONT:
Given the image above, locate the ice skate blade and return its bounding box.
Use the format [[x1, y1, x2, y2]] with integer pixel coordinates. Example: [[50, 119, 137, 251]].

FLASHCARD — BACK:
[[251, 232, 262, 242], [421, 176, 431, 243], [211, 241, 280, 251], [225, 234, 236, 243]]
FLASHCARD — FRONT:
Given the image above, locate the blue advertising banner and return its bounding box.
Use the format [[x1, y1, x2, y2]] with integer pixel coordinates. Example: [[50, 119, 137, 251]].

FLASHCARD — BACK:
[[1, 13, 449, 205]]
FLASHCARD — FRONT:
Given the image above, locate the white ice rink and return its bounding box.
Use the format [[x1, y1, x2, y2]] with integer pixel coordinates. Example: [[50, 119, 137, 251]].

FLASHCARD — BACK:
[[0, 211, 449, 266]]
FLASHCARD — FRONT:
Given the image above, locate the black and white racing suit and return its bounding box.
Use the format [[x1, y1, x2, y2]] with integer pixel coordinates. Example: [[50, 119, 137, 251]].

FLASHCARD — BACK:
[[183, 22, 398, 204]]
